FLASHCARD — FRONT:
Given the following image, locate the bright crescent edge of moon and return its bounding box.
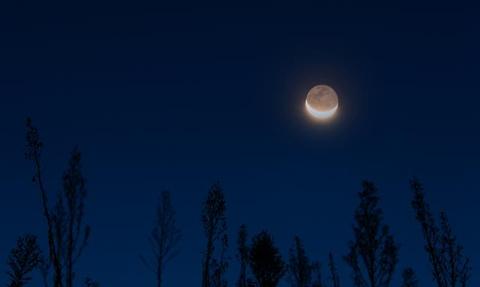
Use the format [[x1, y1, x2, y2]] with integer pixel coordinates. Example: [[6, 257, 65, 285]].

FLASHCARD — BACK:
[[305, 99, 338, 120]]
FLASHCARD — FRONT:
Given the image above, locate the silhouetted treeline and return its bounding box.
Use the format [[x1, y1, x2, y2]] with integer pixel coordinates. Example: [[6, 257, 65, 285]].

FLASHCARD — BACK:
[[2, 119, 473, 287], [19, 119, 97, 287]]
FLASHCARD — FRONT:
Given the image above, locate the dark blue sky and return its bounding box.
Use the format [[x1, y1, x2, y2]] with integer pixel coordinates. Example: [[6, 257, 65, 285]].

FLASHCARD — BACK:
[[0, 2, 478, 286]]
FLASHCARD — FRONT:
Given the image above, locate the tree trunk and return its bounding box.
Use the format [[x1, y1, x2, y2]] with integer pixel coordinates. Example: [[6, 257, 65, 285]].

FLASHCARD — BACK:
[[66, 199, 75, 287], [202, 236, 213, 287], [34, 158, 63, 287], [157, 257, 163, 287]]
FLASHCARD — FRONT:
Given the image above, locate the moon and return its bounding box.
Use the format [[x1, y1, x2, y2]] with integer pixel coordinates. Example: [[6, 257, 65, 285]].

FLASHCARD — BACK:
[[305, 85, 339, 120]]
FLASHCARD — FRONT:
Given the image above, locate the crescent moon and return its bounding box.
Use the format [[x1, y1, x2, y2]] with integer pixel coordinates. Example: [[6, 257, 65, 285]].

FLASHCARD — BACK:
[[305, 99, 338, 119], [305, 85, 339, 120]]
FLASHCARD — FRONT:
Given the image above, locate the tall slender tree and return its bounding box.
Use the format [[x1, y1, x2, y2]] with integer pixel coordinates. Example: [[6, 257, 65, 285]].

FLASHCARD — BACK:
[[25, 118, 62, 287], [25, 118, 91, 287], [62, 148, 90, 287], [411, 178, 471, 287], [327, 253, 340, 287], [7, 234, 42, 287], [287, 236, 317, 287], [141, 191, 182, 287], [201, 183, 228, 287], [249, 231, 285, 287], [211, 234, 229, 287], [344, 180, 398, 287], [236, 224, 249, 287]]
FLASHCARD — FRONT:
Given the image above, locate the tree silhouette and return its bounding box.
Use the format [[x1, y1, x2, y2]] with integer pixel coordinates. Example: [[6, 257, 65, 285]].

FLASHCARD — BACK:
[[20, 119, 475, 287], [236, 224, 249, 287], [287, 236, 318, 287], [141, 191, 182, 287], [410, 178, 471, 287], [25, 118, 62, 287], [62, 148, 91, 287], [25, 118, 91, 287], [310, 262, 323, 287], [249, 231, 285, 287], [201, 183, 228, 287], [401, 268, 418, 287], [327, 253, 340, 287], [344, 181, 398, 287], [210, 234, 229, 287], [6, 234, 42, 287]]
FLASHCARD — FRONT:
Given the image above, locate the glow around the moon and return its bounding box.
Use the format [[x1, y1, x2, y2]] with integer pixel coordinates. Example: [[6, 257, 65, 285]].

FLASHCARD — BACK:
[[305, 85, 338, 120]]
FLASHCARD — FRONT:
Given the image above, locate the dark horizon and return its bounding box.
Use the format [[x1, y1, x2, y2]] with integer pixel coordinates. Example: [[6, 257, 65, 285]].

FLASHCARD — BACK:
[[0, 2, 478, 287]]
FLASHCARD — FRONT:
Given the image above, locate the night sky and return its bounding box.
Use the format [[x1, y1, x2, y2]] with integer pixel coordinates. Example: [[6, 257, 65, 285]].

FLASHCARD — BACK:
[[0, 2, 478, 286]]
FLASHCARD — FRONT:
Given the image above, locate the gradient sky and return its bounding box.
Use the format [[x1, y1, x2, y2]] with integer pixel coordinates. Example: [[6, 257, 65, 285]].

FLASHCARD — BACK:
[[0, 2, 478, 286]]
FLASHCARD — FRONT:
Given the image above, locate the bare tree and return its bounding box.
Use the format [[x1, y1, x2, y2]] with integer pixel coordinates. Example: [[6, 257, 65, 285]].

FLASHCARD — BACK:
[[411, 178, 471, 287], [141, 191, 182, 287], [249, 231, 285, 287], [25, 118, 91, 287], [7, 234, 42, 287], [236, 224, 249, 287], [201, 183, 228, 287], [287, 236, 318, 287], [344, 181, 398, 287], [401, 268, 418, 287]]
